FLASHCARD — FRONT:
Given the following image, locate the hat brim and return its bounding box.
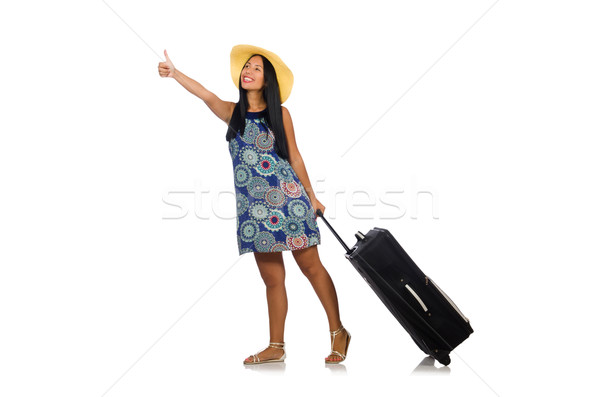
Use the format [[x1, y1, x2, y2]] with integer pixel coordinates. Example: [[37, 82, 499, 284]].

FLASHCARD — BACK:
[[230, 44, 294, 104]]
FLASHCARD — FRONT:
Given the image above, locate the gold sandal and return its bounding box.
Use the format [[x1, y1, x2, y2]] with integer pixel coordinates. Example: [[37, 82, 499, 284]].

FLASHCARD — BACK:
[[325, 325, 351, 364], [243, 342, 286, 365]]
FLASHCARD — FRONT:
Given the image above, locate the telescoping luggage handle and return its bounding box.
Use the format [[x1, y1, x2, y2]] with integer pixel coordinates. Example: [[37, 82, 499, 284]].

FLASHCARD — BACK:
[[316, 209, 365, 255]]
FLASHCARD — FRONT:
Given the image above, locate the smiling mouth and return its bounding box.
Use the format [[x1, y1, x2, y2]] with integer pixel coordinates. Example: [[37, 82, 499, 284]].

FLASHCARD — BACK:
[[243, 77, 254, 83]]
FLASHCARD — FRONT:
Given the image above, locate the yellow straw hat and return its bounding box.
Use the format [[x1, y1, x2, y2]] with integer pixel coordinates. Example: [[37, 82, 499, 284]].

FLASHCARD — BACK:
[[230, 44, 294, 104]]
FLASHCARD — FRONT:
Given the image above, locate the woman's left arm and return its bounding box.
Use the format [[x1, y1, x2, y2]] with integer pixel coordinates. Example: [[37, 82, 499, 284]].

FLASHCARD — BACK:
[[281, 106, 325, 217]]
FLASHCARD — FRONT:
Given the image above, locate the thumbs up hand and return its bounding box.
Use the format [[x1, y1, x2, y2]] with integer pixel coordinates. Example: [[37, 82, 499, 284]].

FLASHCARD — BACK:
[[158, 49, 176, 78]]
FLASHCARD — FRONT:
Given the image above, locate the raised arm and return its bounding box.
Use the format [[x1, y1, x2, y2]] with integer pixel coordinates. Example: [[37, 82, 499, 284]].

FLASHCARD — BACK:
[[158, 49, 235, 124]]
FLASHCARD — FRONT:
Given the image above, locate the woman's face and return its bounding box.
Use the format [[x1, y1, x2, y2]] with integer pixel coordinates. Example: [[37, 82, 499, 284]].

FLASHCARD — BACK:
[[241, 55, 265, 91]]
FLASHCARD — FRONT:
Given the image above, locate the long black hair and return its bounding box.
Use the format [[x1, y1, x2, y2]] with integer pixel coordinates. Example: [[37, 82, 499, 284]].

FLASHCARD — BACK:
[[225, 54, 290, 161]]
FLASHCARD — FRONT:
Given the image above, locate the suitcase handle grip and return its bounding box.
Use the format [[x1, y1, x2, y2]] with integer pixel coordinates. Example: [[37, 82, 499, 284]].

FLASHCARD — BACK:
[[315, 209, 352, 255]]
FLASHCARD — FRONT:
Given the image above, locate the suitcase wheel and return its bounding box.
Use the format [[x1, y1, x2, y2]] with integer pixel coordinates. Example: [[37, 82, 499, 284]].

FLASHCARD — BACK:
[[432, 351, 451, 366]]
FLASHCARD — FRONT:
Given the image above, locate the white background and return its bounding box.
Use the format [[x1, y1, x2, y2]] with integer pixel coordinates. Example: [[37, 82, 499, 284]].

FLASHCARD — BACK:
[[1, 1, 599, 396]]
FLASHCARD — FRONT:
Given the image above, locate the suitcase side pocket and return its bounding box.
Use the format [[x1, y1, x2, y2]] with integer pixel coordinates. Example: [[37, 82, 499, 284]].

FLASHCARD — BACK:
[[429, 278, 470, 324]]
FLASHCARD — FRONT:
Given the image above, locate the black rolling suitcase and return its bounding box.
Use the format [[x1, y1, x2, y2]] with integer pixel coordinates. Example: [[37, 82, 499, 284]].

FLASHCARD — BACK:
[[316, 209, 473, 365]]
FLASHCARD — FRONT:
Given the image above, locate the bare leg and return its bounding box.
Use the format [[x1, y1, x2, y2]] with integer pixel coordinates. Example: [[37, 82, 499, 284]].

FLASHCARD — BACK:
[[244, 251, 287, 363], [291, 245, 349, 362]]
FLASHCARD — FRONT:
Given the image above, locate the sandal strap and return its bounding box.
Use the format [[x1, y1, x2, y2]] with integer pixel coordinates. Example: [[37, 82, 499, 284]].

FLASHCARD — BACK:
[[327, 326, 350, 360], [329, 325, 345, 349], [327, 350, 346, 360], [330, 325, 345, 336], [245, 343, 286, 364]]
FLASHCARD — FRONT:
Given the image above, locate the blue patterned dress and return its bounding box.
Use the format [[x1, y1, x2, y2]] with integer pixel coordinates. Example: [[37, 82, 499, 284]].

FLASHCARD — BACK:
[[228, 109, 321, 256]]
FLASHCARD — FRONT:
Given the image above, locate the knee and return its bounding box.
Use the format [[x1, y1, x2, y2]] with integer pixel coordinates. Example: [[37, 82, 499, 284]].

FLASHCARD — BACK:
[[261, 272, 285, 288], [298, 261, 322, 280], [255, 252, 285, 288], [293, 247, 324, 280], [258, 267, 285, 288]]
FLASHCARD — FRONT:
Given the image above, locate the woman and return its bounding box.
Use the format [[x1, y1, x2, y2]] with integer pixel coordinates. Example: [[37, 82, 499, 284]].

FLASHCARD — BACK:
[[157, 45, 350, 365]]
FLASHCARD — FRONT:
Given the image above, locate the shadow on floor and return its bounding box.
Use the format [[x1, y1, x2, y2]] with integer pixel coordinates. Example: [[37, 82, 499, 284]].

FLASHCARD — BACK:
[[411, 356, 451, 376]]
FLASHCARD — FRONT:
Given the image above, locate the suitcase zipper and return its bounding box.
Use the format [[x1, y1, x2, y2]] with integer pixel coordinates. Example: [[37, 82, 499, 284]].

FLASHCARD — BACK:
[[405, 284, 428, 312], [429, 278, 470, 323]]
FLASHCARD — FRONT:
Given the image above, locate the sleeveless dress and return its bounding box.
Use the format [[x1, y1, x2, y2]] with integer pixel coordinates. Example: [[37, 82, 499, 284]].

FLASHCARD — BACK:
[[228, 109, 321, 256]]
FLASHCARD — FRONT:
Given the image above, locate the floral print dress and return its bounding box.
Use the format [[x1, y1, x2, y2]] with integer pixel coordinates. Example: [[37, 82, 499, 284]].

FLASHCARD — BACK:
[[228, 109, 321, 255]]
